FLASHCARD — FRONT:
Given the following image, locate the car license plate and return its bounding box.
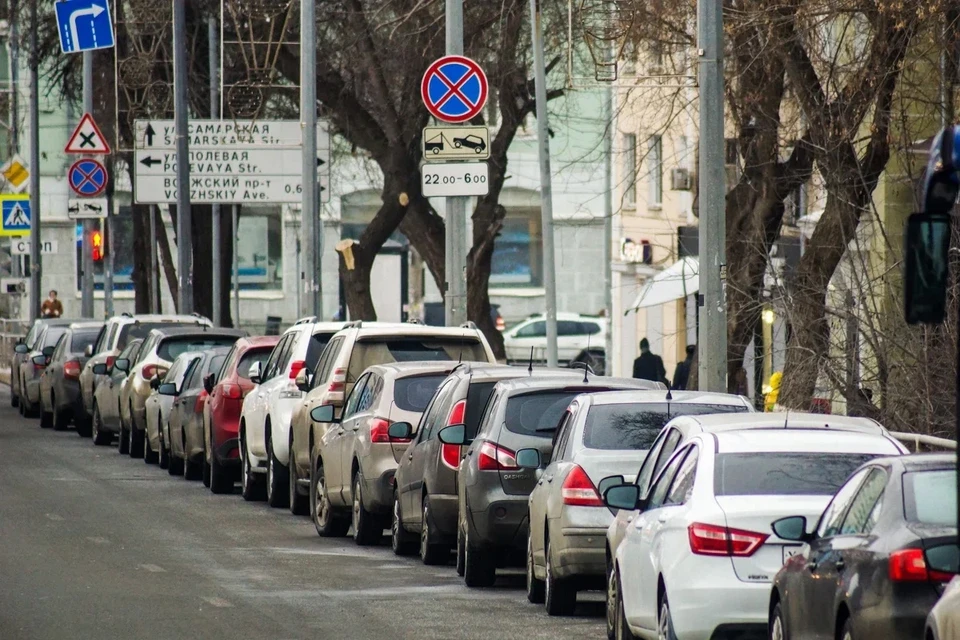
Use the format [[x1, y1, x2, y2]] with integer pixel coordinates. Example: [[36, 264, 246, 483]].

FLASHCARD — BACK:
[[782, 545, 803, 563]]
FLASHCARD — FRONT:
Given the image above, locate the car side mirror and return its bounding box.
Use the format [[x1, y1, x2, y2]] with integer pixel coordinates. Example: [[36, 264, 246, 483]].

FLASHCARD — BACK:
[[113, 358, 130, 373], [598, 475, 625, 498], [387, 421, 413, 440], [203, 373, 215, 394], [150, 376, 161, 390], [603, 484, 641, 511], [310, 404, 338, 424], [14, 343, 28, 354], [42, 346, 55, 357], [295, 368, 311, 392], [84, 344, 94, 357], [438, 424, 467, 446], [157, 382, 178, 396], [771, 516, 814, 543], [515, 448, 542, 469], [32, 354, 47, 366], [92, 363, 108, 375], [248, 361, 263, 384]]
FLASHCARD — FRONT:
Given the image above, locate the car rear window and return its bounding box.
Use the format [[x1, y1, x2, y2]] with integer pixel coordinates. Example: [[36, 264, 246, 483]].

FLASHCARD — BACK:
[[394, 375, 449, 412], [465, 381, 497, 438], [348, 338, 486, 381], [904, 469, 957, 526], [236, 348, 273, 380], [118, 322, 206, 349], [504, 391, 583, 437], [157, 336, 240, 362], [70, 330, 100, 353], [583, 403, 749, 451], [42, 327, 67, 348], [714, 453, 878, 496]]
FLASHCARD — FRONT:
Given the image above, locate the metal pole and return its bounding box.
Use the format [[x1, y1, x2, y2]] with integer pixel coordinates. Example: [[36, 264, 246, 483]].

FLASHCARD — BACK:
[[80, 52, 94, 317], [173, 0, 192, 314], [27, 0, 39, 321], [10, 0, 20, 290], [602, 82, 613, 375], [209, 16, 221, 325], [301, 0, 318, 319], [530, 0, 558, 367], [232, 204, 240, 327], [149, 205, 158, 313], [444, 0, 467, 327], [696, 0, 727, 392], [104, 204, 113, 316]]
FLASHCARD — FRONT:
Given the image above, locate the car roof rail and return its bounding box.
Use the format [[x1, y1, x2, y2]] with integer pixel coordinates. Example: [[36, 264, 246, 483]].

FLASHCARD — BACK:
[[407, 317, 423, 324], [344, 320, 362, 328], [121, 312, 133, 318], [294, 316, 317, 325], [460, 321, 478, 330]]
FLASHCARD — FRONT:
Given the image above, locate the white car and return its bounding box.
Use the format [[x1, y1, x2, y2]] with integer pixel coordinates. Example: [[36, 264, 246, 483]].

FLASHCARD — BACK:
[[238, 318, 346, 507], [503, 312, 607, 367], [605, 428, 907, 640], [927, 575, 960, 640]]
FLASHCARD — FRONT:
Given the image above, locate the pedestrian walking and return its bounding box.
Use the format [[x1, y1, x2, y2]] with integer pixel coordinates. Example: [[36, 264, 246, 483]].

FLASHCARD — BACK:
[[633, 338, 669, 386], [672, 345, 695, 390], [40, 290, 63, 318]]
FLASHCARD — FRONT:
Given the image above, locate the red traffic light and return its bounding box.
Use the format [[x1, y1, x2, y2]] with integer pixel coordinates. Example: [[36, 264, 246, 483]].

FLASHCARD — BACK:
[[92, 230, 104, 261]]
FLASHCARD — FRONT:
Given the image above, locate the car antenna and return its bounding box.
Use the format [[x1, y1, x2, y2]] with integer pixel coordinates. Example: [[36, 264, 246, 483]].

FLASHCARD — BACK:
[[784, 410, 789, 429], [665, 387, 672, 418], [527, 346, 534, 374]]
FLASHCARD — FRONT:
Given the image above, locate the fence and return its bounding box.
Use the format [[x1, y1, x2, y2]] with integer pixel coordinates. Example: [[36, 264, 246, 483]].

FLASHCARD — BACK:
[[890, 431, 957, 452], [0, 319, 30, 369]]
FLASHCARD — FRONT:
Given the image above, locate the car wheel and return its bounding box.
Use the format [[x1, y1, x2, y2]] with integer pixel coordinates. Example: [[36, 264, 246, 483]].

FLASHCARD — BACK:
[[545, 538, 577, 615], [202, 434, 211, 488], [75, 414, 92, 438], [615, 568, 637, 640], [463, 526, 496, 588], [840, 617, 853, 640], [391, 491, 417, 556], [143, 421, 159, 464], [167, 441, 184, 475], [266, 436, 289, 508], [184, 433, 202, 481], [455, 525, 466, 576], [209, 442, 234, 495], [419, 497, 449, 565], [288, 444, 308, 515], [118, 422, 130, 454], [311, 458, 349, 537], [526, 533, 545, 604], [770, 601, 787, 640], [605, 558, 617, 640], [92, 405, 111, 446], [352, 472, 382, 546], [129, 413, 144, 459], [240, 434, 265, 501], [158, 429, 170, 469], [40, 405, 53, 429], [53, 396, 70, 432], [657, 592, 678, 640]]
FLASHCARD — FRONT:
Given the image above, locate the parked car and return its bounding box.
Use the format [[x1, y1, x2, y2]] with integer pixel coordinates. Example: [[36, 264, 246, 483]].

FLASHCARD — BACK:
[[290, 321, 498, 528], [770, 453, 957, 640], [238, 318, 345, 507], [308, 361, 460, 544], [927, 575, 960, 640], [116, 336, 157, 454], [522, 390, 753, 614], [164, 348, 230, 480], [142, 350, 203, 468], [124, 326, 245, 459], [202, 336, 280, 494], [438, 374, 660, 587], [37, 322, 103, 432], [90, 339, 143, 446], [18, 323, 71, 419], [604, 428, 907, 640], [11, 318, 76, 409], [503, 312, 607, 368], [79, 313, 213, 428]]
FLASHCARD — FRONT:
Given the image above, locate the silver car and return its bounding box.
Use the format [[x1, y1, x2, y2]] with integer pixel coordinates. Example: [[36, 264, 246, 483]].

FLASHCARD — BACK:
[[143, 351, 203, 469], [521, 390, 753, 614]]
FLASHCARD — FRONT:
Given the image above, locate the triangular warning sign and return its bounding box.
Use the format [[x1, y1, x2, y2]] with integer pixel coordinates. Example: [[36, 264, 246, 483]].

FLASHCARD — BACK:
[[65, 113, 111, 154], [5, 203, 29, 227]]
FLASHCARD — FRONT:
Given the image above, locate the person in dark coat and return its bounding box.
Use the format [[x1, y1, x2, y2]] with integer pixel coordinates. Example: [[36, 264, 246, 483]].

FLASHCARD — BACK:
[[672, 345, 695, 390], [633, 338, 668, 385]]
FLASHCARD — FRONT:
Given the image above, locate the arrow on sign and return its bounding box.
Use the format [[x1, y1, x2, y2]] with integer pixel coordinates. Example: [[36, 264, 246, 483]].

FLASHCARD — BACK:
[[317, 157, 325, 167], [68, 4, 105, 54], [140, 156, 161, 168], [145, 124, 156, 146]]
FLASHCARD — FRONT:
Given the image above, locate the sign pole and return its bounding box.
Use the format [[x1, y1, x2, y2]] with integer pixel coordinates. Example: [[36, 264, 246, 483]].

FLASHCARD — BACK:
[[209, 16, 221, 326], [173, 0, 193, 314], [149, 205, 158, 313], [80, 51, 94, 318], [27, 0, 39, 321], [232, 204, 240, 327], [301, 0, 319, 320], [444, 0, 467, 328]]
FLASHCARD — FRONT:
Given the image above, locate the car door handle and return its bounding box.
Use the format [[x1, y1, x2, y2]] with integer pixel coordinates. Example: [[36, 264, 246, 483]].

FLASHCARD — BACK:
[[657, 513, 669, 523], [835, 558, 845, 572], [544, 475, 553, 483], [407, 452, 413, 460]]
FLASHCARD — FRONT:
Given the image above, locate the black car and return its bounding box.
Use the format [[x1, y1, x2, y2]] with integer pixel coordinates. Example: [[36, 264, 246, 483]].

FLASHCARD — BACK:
[[769, 453, 958, 640], [38, 322, 103, 433]]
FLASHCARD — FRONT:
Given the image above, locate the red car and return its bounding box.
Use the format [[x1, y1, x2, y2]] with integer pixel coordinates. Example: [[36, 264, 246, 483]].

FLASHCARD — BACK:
[[201, 336, 280, 494]]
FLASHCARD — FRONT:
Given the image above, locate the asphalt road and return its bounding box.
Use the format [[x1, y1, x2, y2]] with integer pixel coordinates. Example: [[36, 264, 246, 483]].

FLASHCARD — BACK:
[[0, 384, 605, 640]]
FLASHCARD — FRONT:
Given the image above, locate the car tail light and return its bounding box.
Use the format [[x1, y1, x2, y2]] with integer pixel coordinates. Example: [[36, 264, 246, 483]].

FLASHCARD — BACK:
[[496, 316, 505, 331], [222, 383, 242, 400], [194, 392, 207, 413], [289, 360, 306, 379], [64, 360, 82, 380], [688, 522, 768, 557], [441, 399, 467, 470], [142, 364, 158, 380], [370, 418, 408, 443], [328, 367, 346, 393], [889, 549, 954, 582], [477, 441, 517, 471], [561, 465, 603, 506], [33, 360, 46, 372], [105, 356, 116, 369]]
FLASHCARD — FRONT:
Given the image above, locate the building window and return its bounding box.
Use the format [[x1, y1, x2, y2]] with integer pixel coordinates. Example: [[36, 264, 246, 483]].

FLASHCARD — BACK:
[[624, 133, 637, 207], [491, 209, 542, 287], [648, 134, 663, 206], [235, 207, 283, 290], [73, 207, 135, 291]]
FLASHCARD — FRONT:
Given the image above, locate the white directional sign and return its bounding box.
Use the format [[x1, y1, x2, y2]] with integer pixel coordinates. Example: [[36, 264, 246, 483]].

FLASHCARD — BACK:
[[68, 198, 109, 219], [10, 239, 58, 255], [421, 161, 489, 197], [133, 119, 331, 204]]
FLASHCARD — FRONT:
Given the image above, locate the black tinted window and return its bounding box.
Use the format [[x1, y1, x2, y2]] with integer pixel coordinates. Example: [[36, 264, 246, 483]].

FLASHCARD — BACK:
[[41, 327, 67, 349], [904, 470, 957, 526], [465, 381, 496, 438], [715, 453, 877, 496], [157, 336, 239, 362], [237, 348, 273, 380], [70, 330, 100, 352], [583, 403, 748, 451], [118, 322, 204, 349], [394, 375, 448, 412], [305, 333, 334, 370], [503, 391, 581, 437]]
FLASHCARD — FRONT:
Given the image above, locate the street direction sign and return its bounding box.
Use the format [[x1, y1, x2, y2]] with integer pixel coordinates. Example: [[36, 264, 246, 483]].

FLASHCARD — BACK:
[[135, 175, 330, 205], [133, 120, 329, 150], [134, 149, 321, 176], [0, 195, 30, 236], [422, 126, 490, 161], [421, 56, 488, 123], [421, 161, 489, 197], [55, 0, 115, 54], [68, 159, 108, 196], [10, 239, 58, 255], [68, 198, 109, 219], [0, 154, 29, 193], [65, 113, 111, 154]]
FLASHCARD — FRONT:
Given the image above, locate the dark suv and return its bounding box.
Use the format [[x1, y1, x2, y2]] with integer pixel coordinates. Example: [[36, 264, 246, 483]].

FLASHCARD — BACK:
[[438, 374, 660, 586]]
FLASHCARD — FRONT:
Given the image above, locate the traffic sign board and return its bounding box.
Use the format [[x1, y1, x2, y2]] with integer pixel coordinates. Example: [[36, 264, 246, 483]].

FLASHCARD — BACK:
[[134, 149, 323, 176], [55, 0, 115, 54], [422, 126, 490, 161], [0, 195, 31, 236], [68, 198, 109, 219], [0, 154, 29, 193], [134, 174, 329, 205], [421, 162, 489, 197], [421, 56, 488, 123], [10, 239, 58, 255], [133, 120, 330, 150], [65, 113, 111, 154], [68, 159, 108, 196]]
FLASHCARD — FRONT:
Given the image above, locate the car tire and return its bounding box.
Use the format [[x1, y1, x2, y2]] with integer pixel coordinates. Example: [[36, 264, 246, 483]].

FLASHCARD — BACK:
[[526, 533, 545, 604], [168, 446, 184, 476], [143, 426, 159, 464], [657, 592, 678, 640], [266, 437, 289, 508], [615, 568, 637, 640], [129, 419, 144, 459], [52, 396, 70, 432], [311, 458, 349, 537], [769, 601, 788, 640], [605, 558, 617, 640], [40, 405, 53, 429], [75, 414, 92, 438], [545, 538, 577, 615], [840, 617, 854, 640], [209, 445, 234, 495], [352, 472, 383, 546], [288, 445, 308, 515], [118, 422, 130, 454], [92, 405, 111, 446], [419, 497, 449, 565], [463, 526, 496, 588], [158, 429, 170, 469], [240, 434, 266, 501], [202, 436, 212, 488], [455, 525, 466, 577], [391, 491, 417, 556]]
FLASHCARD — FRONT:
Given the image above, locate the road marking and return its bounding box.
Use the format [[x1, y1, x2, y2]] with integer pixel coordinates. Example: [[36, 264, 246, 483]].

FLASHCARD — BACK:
[[86, 536, 110, 545], [138, 564, 166, 573], [45, 513, 64, 521], [202, 597, 233, 608]]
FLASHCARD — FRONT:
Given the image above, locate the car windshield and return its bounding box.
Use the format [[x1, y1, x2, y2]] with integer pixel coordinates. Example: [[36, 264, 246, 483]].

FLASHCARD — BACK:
[[503, 390, 582, 437], [583, 402, 748, 450], [904, 469, 957, 525], [714, 453, 878, 496], [393, 374, 448, 412], [118, 322, 206, 349], [237, 348, 273, 380], [157, 336, 239, 362], [347, 338, 484, 381], [305, 333, 334, 370], [70, 330, 101, 353]]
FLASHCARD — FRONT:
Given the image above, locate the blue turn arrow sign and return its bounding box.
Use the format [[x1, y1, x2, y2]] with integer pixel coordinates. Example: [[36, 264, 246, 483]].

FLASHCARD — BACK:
[[55, 0, 115, 54]]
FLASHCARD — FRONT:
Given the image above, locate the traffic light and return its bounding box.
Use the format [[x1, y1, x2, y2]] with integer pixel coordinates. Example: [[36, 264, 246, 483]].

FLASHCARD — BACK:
[[91, 230, 104, 262]]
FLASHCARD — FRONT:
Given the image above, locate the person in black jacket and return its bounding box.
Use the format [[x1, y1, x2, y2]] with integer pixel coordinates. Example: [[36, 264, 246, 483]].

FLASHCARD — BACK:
[[672, 345, 695, 390], [633, 338, 668, 385]]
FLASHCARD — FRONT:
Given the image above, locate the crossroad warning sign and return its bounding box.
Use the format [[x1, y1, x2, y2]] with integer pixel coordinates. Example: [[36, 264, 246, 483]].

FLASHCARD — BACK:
[[0, 195, 31, 236], [65, 113, 111, 154]]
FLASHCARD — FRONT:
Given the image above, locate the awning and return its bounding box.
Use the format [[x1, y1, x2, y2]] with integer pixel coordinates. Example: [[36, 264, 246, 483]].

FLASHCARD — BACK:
[[630, 256, 699, 310]]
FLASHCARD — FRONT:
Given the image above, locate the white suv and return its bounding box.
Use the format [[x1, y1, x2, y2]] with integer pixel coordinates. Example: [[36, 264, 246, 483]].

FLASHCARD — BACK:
[[503, 312, 607, 368], [238, 318, 346, 507]]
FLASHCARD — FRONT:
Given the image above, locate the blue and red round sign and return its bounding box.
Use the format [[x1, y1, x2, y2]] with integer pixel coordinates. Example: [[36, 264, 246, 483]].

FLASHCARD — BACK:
[[68, 158, 108, 197], [421, 55, 488, 124]]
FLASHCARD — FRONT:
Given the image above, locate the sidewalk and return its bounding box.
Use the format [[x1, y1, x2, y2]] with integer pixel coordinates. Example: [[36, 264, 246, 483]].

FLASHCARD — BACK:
[[0, 368, 10, 386]]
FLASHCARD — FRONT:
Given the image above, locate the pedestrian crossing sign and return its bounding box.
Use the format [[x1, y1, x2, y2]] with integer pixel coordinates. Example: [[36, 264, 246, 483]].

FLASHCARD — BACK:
[[0, 195, 31, 236]]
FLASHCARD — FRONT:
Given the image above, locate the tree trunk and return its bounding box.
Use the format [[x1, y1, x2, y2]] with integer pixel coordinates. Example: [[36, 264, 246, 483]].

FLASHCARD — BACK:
[[191, 205, 214, 321], [132, 204, 152, 313], [158, 207, 179, 310], [339, 256, 376, 320]]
